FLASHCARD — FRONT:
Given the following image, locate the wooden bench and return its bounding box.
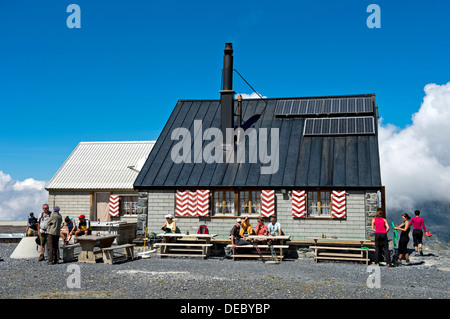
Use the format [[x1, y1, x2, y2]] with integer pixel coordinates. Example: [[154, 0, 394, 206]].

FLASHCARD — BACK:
[[226, 244, 289, 261], [154, 243, 213, 259], [311, 246, 375, 265], [60, 243, 80, 263], [101, 244, 136, 264]]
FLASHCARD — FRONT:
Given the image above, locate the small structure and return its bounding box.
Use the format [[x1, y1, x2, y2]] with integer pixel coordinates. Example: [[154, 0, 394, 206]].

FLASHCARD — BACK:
[[45, 141, 155, 237], [133, 44, 385, 242], [10, 237, 42, 259]]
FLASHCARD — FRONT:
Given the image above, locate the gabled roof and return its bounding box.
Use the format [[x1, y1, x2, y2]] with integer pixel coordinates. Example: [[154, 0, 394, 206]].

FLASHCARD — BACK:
[[134, 94, 382, 190], [46, 141, 155, 190]]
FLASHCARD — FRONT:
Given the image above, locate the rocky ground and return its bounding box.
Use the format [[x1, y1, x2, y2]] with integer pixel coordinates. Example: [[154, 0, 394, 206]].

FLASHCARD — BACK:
[[0, 243, 448, 301]]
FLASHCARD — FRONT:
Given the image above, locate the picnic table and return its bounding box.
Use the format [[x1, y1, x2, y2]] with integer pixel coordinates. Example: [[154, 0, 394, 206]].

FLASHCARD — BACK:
[[76, 234, 117, 263], [307, 237, 375, 265], [227, 235, 290, 261], [154, 233, 217, 259]]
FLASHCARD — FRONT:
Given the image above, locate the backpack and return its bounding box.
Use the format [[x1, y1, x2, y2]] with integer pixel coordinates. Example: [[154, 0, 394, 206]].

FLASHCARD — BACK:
[[197, 225, 209, 234]]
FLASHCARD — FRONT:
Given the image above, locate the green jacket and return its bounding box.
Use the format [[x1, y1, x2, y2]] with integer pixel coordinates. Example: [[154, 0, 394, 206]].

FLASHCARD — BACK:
[[47, 211, 63, 236]]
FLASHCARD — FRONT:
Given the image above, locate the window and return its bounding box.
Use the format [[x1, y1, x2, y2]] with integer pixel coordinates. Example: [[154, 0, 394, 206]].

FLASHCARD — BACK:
[[213, 191, 235, 215], [307, 191, 331, 217], [239, 191, 261, 215], [121, 196, 138, 215], [213, 190, 262, 216]]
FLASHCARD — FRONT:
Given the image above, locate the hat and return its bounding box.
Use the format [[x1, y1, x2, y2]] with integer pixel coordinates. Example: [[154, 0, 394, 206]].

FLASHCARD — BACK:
[[236, 218, 242, 223], [165, 214, 174, 219], [78, 214, 85, 219], [53, 206, 60, 212], [29, 212, 34, 215]]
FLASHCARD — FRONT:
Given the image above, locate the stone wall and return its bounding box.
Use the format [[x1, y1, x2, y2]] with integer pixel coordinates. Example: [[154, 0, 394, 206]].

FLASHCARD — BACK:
[[47, 190, 138, 223], [48, 191, 91, 220], [145, 189, 375, 241]]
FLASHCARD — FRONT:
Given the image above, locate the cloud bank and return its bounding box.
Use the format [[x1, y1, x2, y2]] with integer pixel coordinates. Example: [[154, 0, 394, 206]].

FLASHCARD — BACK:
[[0, 171, 48, 221], [379, 82, 450, 211]]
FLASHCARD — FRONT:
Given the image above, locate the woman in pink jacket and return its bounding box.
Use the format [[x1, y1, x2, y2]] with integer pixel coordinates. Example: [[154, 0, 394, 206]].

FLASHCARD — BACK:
[[410, 210, 427, 256], [371, 209, 392, 266]]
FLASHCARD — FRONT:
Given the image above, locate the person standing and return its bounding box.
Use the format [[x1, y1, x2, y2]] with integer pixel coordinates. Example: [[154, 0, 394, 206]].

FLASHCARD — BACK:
[[410, 210, 427, 256], [394, 213, 411, 265], [371, 209, 392, 266], [47, 206, 63, 265], [37, 204, 52, 261]]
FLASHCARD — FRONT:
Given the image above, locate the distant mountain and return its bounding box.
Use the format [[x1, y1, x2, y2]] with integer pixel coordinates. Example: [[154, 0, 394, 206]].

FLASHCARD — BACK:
[[387, 201, 450, 248]]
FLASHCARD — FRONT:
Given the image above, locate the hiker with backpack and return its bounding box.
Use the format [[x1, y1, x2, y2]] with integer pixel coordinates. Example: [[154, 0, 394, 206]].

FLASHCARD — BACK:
[[37, 204, 52, 261]]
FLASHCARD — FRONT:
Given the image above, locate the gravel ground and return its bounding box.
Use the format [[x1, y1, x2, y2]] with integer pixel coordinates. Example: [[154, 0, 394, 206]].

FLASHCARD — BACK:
[[0, 243, 448, 300]]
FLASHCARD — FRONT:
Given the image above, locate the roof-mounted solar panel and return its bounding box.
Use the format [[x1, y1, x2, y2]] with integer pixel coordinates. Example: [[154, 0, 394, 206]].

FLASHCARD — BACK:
[[275, 96, 373, 117], [303, 116, 375, 136]]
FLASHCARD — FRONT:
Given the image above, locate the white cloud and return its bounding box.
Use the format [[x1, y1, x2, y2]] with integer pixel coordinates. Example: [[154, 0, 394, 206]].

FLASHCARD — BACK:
[[0, 171, 12, 191], [379, 82, 450, 211], [236, 92, 268, 99], [0, 171, 48, 221], [13, 178, 47, 192]]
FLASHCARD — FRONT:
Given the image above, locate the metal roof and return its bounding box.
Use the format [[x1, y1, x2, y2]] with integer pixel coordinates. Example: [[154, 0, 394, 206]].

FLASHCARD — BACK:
[[46, 141, 155, 190], [134, 94, 382, 190]]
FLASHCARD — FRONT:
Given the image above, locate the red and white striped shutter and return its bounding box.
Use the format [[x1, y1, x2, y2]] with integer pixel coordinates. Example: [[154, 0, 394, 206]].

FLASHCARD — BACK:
[[332, 190, 346, 219], [176, 190, 189, 216], [109, 195, 120, 217], [196, 190, 210, 217], [292, 190, 306, 218], [186, 191, 198, 216], [261, 190, 275, 217]]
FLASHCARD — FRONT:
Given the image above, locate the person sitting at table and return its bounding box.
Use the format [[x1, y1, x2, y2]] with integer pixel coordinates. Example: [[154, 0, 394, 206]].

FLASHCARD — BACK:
[[230, 218, 248, 247], [255, 217, 268, 236], [75, 214, 92, 237], [268, 215, 282, 236], [267, 215, 282, 245], [239, 216, 255, 236], [161, 214, 177, 243], [60, 216, 76, 245], [254, 217, 269, 245]]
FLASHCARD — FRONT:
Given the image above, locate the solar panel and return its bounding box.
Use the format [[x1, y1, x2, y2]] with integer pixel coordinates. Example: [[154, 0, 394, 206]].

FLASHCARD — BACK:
[[275, 97, 373, 116], [303, 116, 376, 136]]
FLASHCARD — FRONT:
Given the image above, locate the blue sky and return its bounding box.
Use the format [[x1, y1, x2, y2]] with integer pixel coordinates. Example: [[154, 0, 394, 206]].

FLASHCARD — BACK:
[[1, 0, 449, 182]]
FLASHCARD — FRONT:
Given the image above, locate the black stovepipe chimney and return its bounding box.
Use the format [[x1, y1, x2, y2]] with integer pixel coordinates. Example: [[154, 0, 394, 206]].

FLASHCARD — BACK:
[[220, 43, 235, 134]]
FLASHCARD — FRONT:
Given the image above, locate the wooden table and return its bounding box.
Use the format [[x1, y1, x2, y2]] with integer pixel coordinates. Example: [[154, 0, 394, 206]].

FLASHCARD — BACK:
[[154, 233, 217, 259], [308, 237, 371, 246], [76, 234, 117, 263], [227, 235, 291, 261], [307, 237, 375, 264]]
